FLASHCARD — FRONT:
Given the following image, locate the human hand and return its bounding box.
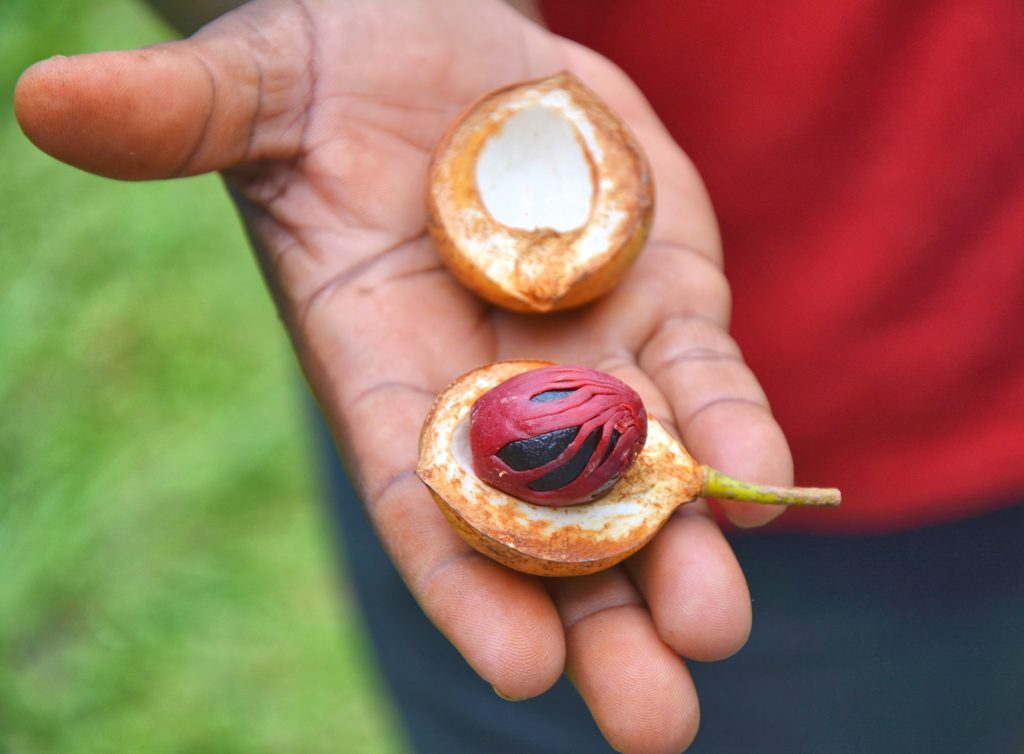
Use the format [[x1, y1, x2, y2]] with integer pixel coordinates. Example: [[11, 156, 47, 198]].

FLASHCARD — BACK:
[[15, 2, 796, 750]]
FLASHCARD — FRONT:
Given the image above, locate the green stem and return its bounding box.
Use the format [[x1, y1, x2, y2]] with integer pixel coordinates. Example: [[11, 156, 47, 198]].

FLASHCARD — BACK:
[[700, 466, 841, 507]]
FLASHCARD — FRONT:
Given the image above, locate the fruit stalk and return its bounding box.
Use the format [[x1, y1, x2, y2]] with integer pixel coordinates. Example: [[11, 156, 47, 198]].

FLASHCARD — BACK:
[[700, 466, 841, 507]]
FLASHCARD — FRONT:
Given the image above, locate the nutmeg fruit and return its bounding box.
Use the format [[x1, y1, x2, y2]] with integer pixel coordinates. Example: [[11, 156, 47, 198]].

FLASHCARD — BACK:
[[426, 71, 654, 313], [417, 361, 840, 577]]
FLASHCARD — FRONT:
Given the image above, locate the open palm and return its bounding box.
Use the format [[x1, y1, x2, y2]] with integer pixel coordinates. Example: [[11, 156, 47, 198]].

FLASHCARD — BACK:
[[16, 1, 797, 751]]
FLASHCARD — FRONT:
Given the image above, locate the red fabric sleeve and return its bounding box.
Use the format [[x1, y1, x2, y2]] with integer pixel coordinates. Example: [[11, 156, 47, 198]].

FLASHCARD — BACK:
[[541, 0, 1024, 532]]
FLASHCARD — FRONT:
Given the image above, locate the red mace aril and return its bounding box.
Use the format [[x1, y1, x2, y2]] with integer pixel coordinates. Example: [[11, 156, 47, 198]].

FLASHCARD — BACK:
[[469, 365, 647, 506], [417, 361, 841, 577]]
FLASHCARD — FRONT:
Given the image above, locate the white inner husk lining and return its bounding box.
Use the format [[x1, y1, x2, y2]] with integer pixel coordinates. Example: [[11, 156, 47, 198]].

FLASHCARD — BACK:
[[474, 104, 593, 232]]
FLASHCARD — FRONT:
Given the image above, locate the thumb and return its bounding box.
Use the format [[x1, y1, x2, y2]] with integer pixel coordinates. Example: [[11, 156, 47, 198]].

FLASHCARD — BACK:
[[13, 2, 310, 180]]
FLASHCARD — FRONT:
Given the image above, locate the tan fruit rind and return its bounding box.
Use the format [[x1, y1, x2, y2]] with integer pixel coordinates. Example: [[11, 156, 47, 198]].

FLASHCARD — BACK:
[[417, 361, 702, 576], [427, 71, 654, 313]]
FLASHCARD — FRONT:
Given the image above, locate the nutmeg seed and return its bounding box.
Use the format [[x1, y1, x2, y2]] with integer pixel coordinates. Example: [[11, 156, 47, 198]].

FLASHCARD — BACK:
[[469, 365, 647, 506]]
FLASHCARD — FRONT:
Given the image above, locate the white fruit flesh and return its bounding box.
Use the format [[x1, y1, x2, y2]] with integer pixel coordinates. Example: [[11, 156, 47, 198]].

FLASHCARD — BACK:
[[475, 103, 594, 232]]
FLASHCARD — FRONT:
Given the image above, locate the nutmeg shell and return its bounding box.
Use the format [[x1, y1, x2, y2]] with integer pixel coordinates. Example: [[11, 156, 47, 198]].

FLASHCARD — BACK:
[[417, 361, 702, 576]]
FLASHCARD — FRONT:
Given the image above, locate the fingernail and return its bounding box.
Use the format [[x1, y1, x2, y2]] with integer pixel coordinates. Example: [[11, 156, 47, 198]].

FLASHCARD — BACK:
[[492, 686, 525, 702]]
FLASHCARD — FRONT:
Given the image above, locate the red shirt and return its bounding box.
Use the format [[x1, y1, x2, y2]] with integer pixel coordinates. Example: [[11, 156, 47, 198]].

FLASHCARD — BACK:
[[542, 0, 1024, 532]]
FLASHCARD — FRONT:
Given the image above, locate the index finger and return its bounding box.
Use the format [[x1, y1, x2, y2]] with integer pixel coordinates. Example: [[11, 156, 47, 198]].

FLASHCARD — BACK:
[[640, 313, 792, 528]]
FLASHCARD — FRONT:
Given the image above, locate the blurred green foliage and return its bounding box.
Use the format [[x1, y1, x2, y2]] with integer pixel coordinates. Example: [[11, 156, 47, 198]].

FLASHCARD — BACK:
[[1, 1, 404, 751]]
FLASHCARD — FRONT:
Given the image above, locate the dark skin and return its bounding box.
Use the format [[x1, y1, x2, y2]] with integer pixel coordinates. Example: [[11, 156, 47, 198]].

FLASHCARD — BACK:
[[15, 2, 796, 751]]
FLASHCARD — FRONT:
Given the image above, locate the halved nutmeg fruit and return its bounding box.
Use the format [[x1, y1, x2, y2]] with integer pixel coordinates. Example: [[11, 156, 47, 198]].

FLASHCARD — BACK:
[[416, 361, 840, 577], [426, 71, 654, 313]]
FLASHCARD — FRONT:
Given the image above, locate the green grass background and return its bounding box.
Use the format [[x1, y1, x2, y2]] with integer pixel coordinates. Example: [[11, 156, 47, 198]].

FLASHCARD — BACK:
[[1, 2, 405, 751]]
